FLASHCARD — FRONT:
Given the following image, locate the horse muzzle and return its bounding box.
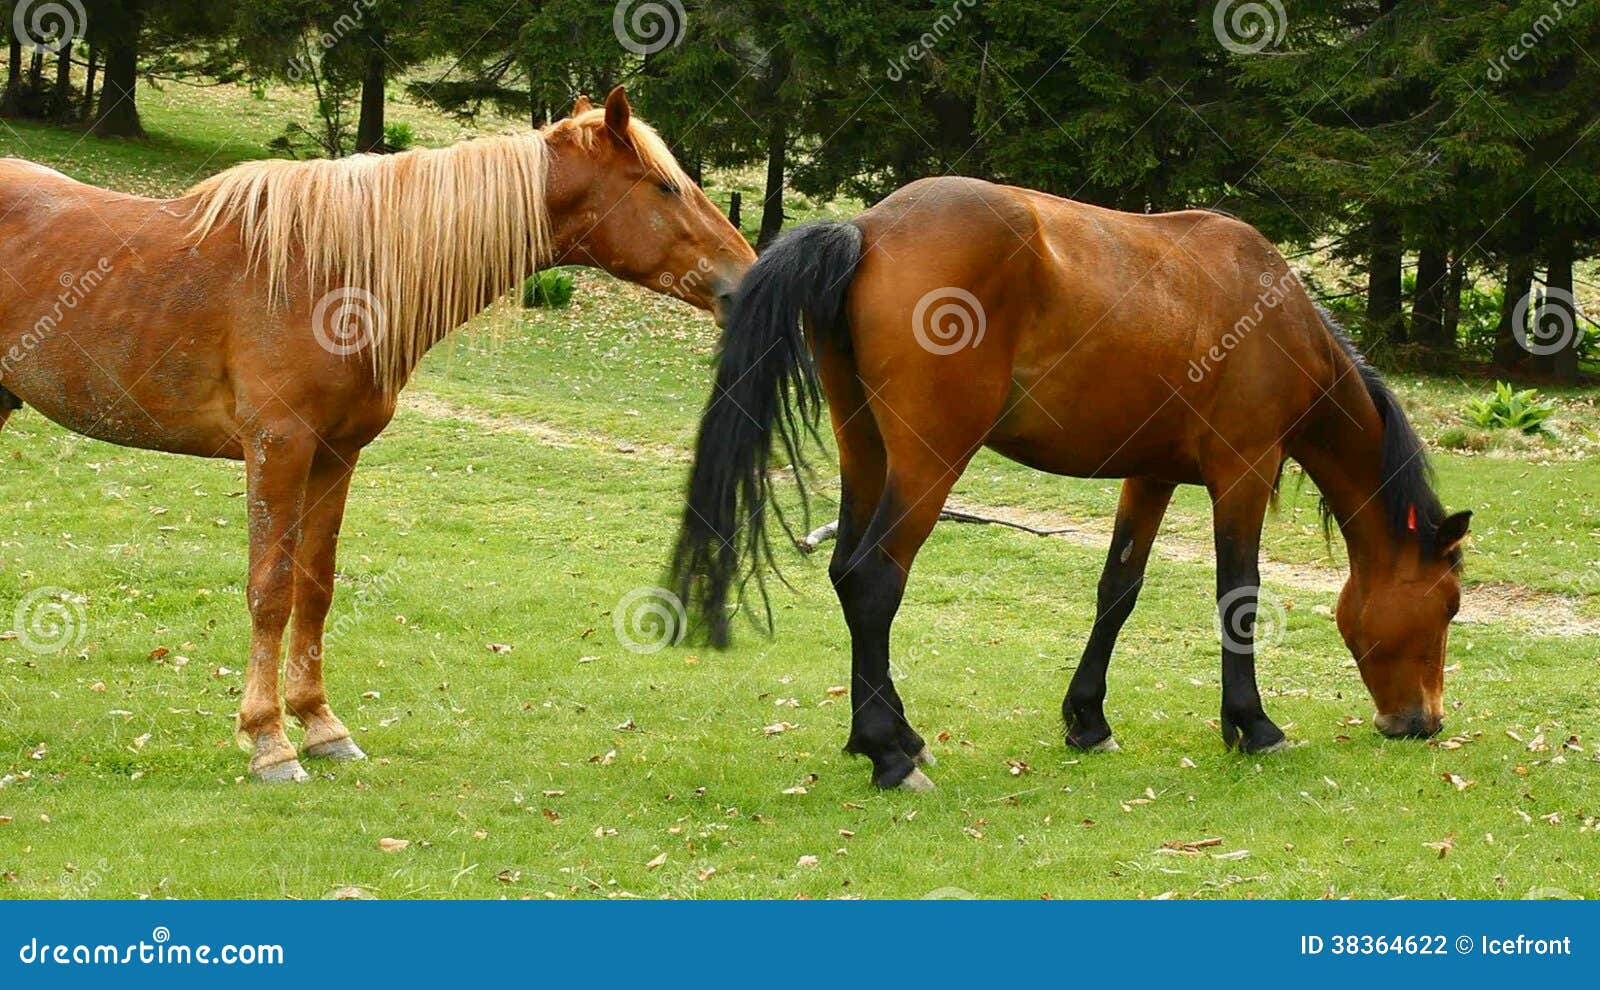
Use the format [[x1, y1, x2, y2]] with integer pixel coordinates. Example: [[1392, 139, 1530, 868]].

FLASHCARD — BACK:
[[1374, 709, 1443, 739]]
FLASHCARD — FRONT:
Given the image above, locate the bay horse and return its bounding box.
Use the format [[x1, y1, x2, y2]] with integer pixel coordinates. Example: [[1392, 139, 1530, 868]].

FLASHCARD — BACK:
[[671, 176, 1471, 791], [0, 87, 755, 781]]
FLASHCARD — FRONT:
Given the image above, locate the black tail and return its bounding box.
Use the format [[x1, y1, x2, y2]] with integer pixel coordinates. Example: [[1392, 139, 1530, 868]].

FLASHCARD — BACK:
[[669, 221, 864, 647]]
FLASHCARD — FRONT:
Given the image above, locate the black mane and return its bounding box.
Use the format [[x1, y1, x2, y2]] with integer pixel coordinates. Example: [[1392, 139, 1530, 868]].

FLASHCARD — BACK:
[[1316, 309, 1461, 570]]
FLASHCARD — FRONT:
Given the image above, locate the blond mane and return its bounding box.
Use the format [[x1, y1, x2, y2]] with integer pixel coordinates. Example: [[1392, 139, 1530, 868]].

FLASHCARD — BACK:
[[186, 113, 688, 394]]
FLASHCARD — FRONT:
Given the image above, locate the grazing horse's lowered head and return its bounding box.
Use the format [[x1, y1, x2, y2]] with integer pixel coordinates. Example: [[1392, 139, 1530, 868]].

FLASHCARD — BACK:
[[1312, 325, 1471, 740]]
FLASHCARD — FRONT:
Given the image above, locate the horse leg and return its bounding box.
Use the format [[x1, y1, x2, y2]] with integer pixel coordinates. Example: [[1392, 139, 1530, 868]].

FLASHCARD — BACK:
[[837, 447, 969, 791], [1208, 462, 1287, 754], [1064, 477, 1176, 752], [236, 429, 317, 782], [286, 446, 366, 762], [818, 356, 932, 770], [0, 386, 21, 432]]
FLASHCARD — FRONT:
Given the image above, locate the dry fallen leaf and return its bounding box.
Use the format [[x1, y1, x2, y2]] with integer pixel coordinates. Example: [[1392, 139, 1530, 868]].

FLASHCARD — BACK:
[[377, 838, 410, 853], [1442, 772, 1476, 792], [645, 852, 668, 870], [762, 722, 793, 736], [796, 855, 819, 868], [1424, 834, 1455, 859]]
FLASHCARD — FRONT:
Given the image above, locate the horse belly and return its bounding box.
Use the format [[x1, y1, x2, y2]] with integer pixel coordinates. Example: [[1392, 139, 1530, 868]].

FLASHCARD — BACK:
[[986, 346, 1202, 483]]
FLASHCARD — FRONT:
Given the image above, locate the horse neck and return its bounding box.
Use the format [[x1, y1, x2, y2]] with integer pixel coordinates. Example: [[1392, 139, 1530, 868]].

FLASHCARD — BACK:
[[1287, 369, 1398, 585]]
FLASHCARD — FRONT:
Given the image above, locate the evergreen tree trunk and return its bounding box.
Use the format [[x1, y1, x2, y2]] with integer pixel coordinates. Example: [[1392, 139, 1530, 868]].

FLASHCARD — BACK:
[[1440, 255, 1465, 358], [1541, 232, 1578, 383], [53, 40, 72, 116], [1410, 236, 1449, 356], [1366, 211, 1405, 346], [3, 30, 20, 113], [1492, 253, 1537, 371], [81, 44, 97, 120], [355, 43, 386, 153], [757, 113, 786, 250], [1492, 203, 1538, 371], [92, 3, 144, 138]]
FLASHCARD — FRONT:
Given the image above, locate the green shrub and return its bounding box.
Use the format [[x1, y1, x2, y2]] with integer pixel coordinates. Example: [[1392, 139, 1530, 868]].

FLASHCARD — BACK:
[[522, 270, 576, 309], [384, 122, 416, 152], [1463, 381, 1556, 435]]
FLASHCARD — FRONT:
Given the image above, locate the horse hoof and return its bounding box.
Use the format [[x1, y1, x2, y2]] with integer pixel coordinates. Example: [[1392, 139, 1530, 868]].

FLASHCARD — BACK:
[[1088, 736, 1120, 753], [252, 759, 309, 783], [913, 746, 937, 767], [1249, 738, 1292, 755], [897, 768, 936, 792], [304, 736, 367, 761]]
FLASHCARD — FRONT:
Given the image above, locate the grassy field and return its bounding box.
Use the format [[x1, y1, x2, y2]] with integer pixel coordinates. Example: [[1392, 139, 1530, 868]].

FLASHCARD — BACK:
[[1, 82, 1598, 901]]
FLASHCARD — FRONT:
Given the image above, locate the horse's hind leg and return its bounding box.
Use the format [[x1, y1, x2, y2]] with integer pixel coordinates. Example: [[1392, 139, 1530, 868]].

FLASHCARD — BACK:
[[286, 446, 366, 762], [835, 440, 976, 791], [237, 428, 318, 782], [1064, 478, 1175, 752], [820, 354, 932, 775]]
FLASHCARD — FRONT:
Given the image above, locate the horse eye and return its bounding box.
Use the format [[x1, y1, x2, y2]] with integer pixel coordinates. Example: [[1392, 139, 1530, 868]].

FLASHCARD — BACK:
[[656, 181, 678, 196]]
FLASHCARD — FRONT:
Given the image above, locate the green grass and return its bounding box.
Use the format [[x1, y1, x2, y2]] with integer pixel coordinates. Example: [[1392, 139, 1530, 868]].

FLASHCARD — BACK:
[[2, 80, 1598, 901]]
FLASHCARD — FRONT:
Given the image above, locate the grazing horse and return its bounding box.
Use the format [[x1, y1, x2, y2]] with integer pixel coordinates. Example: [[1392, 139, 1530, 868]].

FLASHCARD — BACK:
[[671, 176, 1471, 791], [0, 87, 755, 781]]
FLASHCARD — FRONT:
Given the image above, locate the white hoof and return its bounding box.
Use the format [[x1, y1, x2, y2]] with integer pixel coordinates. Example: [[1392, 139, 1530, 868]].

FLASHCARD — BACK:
[[1089, 736, 1121, 753], [304, 736, 367, 762], [898, 768, 936, 792], [252, 759, 309, 783], [913, 746, 937, 767]]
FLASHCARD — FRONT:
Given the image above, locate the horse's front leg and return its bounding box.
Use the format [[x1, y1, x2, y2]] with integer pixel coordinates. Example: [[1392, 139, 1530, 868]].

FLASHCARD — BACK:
[[237, 428, 318, 782], [286, 446, 366, 762], [1208, 461, 1287, 754]]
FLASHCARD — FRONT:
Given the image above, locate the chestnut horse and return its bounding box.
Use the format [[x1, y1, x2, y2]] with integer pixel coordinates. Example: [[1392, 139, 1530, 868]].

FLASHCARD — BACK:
[[0, 87, 755, 781], [672, 176, 1471, 791]]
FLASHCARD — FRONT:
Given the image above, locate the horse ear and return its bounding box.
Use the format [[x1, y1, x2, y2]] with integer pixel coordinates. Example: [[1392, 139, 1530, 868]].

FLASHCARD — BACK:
[[604, 86, 632, 145], [1436, 510, 1472, 556], [570, 93, 594, 117]]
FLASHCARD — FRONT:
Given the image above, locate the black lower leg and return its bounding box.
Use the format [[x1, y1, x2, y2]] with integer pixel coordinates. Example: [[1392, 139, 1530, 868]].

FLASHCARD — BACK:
[[1215, 527, 1284, 753], [832, 511, 920, 788], [1064, 480, 1171, 750]]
